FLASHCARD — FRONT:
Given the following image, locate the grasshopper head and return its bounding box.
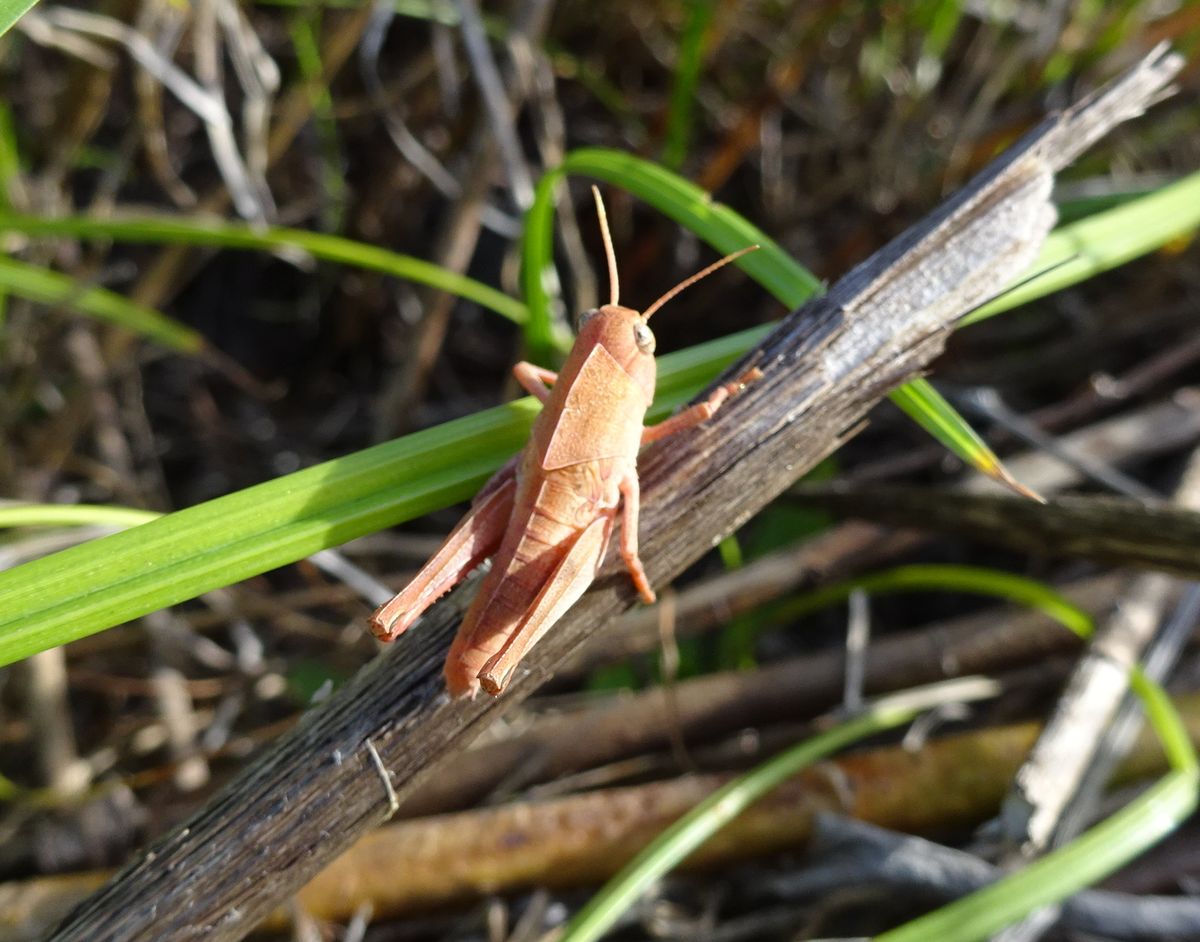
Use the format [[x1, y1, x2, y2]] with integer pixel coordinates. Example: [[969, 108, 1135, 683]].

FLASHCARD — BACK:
[[580, 185, 758, 401], [576, 303, 657, 401]]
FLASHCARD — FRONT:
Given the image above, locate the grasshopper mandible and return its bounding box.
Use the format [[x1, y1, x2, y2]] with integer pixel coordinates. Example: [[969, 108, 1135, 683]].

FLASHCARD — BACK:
[[370, 187, 760, 697]]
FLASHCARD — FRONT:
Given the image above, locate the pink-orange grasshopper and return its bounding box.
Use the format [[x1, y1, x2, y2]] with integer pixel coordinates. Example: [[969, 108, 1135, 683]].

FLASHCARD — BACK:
[[370, 188, 760, 697]]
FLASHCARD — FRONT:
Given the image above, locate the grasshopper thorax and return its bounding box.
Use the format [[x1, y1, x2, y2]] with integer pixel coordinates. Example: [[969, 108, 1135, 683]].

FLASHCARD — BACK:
[[575, 304, 657, 402]]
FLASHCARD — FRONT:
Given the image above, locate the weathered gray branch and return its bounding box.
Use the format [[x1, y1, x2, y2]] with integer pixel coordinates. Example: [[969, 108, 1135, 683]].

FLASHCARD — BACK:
[[795, 814, 1200, 941], [46, 47, 1184, 942], [793, 483, 1200, 578]]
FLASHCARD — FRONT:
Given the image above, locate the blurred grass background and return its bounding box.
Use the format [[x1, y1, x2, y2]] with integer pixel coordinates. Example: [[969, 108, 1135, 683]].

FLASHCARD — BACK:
[[1, 2, 1200, 940]]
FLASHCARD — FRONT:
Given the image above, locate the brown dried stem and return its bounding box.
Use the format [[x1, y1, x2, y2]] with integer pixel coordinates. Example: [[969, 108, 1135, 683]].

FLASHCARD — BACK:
[[794, 483, 1200, 578], [15, 692, 1200, 938]]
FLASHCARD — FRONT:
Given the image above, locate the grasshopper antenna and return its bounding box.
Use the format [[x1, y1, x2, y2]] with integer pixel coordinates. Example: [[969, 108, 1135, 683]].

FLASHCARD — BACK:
[[591, 185, 620, 306], [954, 253, 1081, 326], [642, 244, 760, 321]]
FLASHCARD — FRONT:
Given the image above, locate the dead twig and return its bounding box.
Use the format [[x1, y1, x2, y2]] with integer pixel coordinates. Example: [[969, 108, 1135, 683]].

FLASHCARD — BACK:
[[792, 482, 1200, 578], [781, 814, 1200, 941], [993, 445, 1200, 941], [15, 694, 1200, 938]]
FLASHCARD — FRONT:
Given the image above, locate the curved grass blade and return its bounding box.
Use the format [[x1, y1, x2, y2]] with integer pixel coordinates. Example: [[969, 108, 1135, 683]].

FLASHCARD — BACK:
[[879, 772, 1197, 941], [0, 255, 203, 352], [890, 378, 1043, 500], [662, 0, 713, 170], [558, 678, 1000, 942], [525, 157, 1200, 496], [287, 9, 348, 231], [563, 561, 1197, 942], [763, 563, 1200, 940], [773, 563, 1094, 636], [0, 213, 531, 328], [523, 149, 1027, 489], [879, 676, 1197, 941], [0, 103, 22, 213], [521, 147, 820, 362], [2, 168, 1197, 663]]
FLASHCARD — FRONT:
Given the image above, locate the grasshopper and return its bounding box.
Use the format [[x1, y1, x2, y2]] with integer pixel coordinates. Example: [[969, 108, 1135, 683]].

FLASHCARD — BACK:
[[370, 188, 759, 697]]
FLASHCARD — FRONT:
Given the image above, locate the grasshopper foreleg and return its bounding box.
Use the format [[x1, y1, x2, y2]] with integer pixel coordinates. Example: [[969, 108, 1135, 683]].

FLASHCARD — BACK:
[[641, 367, 763, 445]]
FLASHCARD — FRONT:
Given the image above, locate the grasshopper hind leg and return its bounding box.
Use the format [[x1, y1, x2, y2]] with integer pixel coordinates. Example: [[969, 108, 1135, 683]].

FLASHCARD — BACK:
[[369, 473, 516, 642]]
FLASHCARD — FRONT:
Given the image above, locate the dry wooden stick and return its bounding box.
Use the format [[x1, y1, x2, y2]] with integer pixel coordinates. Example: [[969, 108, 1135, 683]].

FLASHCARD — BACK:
[[793, 483, 1200, 577], [562, 522, 922, 676], [998, 446, 1200, 898], [16, 693, 1200, 938], [398, 573, 1123, 818], [45, 48, 1183, 942]]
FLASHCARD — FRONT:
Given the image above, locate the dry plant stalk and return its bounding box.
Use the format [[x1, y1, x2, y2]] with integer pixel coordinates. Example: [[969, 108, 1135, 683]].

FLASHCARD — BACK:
[[12, 692, 1199, 937], [400, 573, 1120, 818], [796, 484, 1200, 577], [45, 48, 1183, 942]]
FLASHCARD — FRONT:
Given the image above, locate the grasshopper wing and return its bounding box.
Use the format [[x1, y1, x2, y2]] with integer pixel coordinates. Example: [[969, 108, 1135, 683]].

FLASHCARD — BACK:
[[466, 513, 613, 695]]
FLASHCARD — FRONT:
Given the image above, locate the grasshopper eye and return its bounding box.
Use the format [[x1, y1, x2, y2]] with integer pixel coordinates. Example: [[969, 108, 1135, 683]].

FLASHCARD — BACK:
[[577, 308, 599, 329], [633, 322, 655, 354]]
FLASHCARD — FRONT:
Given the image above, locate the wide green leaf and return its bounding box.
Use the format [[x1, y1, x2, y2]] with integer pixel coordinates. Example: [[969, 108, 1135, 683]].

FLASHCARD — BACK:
[[0, 332, 753, 666], [2, 167, 1198, 664]]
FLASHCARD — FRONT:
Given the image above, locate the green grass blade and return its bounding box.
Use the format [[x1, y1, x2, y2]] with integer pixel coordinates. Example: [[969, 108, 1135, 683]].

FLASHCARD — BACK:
[[0, 401, 531, 666], [0, 333, 749, 666], [878, 769, 1198, 942], [662, 0, 713, 170], [559, 678, 1000, 942], [0, 255, 204, 352], [774, 563, 1095, 638], [561, 556, 1198, 942], [1132, 669, 1199, 774], [287, 8, 348, 231], [522, 149, 1029, 487], [965, 168, 1200, 324], [770, 563, 1200, 941], [523, 156, 1200, 481], [520, 148, 820, 362], [890, 378, 1041, 499], [0, 102, 23, 212], [0, 0, 37, 38], [777, 563, 1199, 765], [0, 504, 160, 529], [0, 213, 530, 327]]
